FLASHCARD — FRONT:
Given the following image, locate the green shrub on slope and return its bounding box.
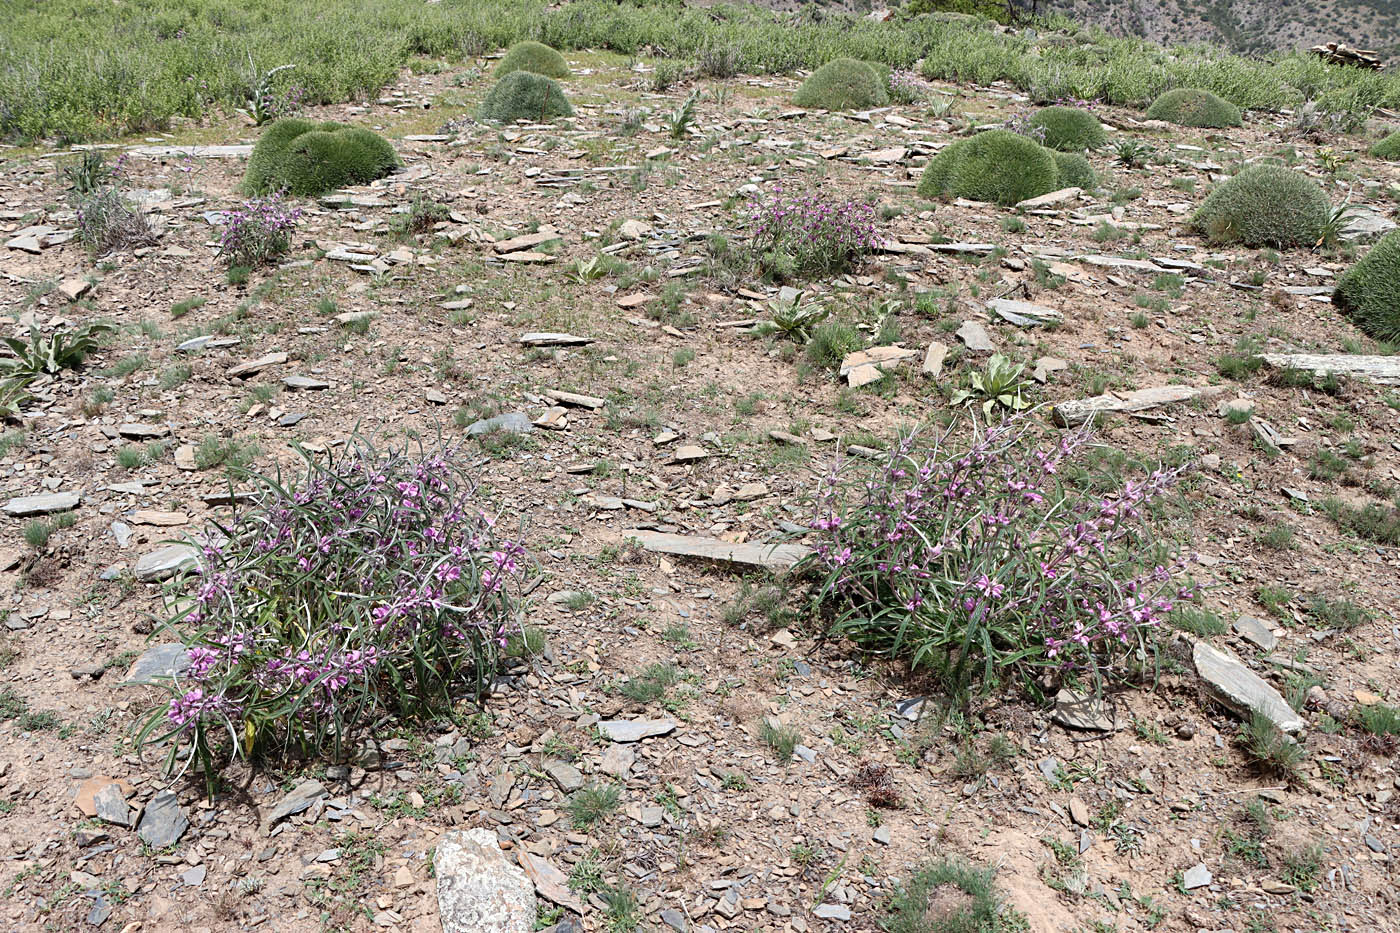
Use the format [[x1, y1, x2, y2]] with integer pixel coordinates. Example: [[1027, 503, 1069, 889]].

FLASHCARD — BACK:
[[793, 58, 888, 110], [242, 119, 398, 197], [496, 40, 569, 78], [1146, 88, 1242, 128], [1028, 105, 1106, 151], [1051, 150, 1096, 189], [917, 129, 1058, 205], [1333, 230, 1400, 341], [477, 71, 573, 123], [1189, 165, 1329, 248], [1370, 130, 1400, 160]]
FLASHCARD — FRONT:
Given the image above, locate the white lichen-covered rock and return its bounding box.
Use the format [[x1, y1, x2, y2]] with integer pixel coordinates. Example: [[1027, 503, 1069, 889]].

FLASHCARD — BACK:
[[434, 828, 535, 933]]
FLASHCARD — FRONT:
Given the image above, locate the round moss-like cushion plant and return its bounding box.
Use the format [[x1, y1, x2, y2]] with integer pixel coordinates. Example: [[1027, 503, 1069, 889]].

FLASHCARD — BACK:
[[1028, 105, 1106, 151], [917, 129, 1058, 206], [793, 58, 888, 111], [496, 40, 569, 79], [1052, 150, 1096, 189], [1370, 130, 1400, 160], [477, 71, 573, 124], [1189, 165, 1329, 248], [1145, 88, 1242, 128], [1333, 230, 1400, 341], [242, 119, 399, 198]]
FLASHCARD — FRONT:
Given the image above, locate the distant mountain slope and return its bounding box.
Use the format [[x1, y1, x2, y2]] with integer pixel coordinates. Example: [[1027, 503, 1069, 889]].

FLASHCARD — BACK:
[[1047, 0, 1400, 59]]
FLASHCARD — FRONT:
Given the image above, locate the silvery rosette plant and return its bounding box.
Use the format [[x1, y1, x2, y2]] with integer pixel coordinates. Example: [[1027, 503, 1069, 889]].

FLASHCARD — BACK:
[[807, 417, 1197, 699], [138, 440, 529, 786]]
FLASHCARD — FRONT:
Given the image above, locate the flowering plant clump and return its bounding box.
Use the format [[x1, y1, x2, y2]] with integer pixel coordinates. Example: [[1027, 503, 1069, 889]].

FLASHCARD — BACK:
[[807, 417, 1196, 698], [750, 187, 881, 281], [218, 192, 302, 267], [1003, 110, 1048, 145], [138, 440, 529, 784], [888, 69, 929, 105], [74, 184, 158, 255]]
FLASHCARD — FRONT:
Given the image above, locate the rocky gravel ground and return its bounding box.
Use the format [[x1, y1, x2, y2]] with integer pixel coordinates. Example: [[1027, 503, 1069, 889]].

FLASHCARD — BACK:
[[0, 48, 1398, 933]]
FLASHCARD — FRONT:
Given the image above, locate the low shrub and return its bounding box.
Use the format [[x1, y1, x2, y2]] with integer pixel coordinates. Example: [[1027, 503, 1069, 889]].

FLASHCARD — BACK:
[[242, 118, 398, 197], [477, 70, 573, 123], [1028, 105, 1106, 151], [1333, 230, 1400, 341], [496, 40, 569, 79], [1371, 130, 1400, 160], [793, 58, 888, 110], [917, 129, 1059, 206], [1145, 88, 1242, 127], [137, 440, 529, 784], [885, 857, 1015, 933], [750, 188, 880, 280], [888, 69, 928, 105], [806, 418, 1196, 698], [218, 193, 302, 267], [1189, 165, 1329, 248], [1051, 151, 1096, 189], [74, 187, 158, 254]]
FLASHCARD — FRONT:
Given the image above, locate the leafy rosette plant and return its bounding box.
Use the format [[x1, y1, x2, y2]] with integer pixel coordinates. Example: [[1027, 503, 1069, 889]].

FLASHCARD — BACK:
[[138, 440, 530, 785], [807, 417, 1196, 699]]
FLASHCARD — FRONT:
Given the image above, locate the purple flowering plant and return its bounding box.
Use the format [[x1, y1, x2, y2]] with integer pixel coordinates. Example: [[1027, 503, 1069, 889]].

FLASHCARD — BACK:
[[806, 416, 1197, 699], [137, 439, 530, 787], [218, 192, 301, 268], [888, 69, 929, 105], [750, 187, 881, 281]]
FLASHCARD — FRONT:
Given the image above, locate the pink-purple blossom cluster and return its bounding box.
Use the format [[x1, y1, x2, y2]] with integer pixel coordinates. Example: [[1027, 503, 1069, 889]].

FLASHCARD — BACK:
[[888, 69, 928, 104], [218, 192, 301, 268], [807, 419, 1196, 694], [750, 186, 881, 278], [152, 443, 527, 769]]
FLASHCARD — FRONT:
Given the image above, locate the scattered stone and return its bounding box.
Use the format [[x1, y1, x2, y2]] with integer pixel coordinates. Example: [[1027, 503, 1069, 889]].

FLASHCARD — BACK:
[[1258, 353, 1400, 386], [264, 779, 328, 829], [1032, 356, 1068, 383], [626, 529, 812, 570], [545, 389, 605, 409], [1052, 384, 1226, 427], [518, 851, 583, 914], [617, 219, 652, 240], [598, 719, 678, 743], [519, 333, 594, 347], [1232, 615, 1278, 652], [92, 783, 130, 826], [543, 761, 584, 793], [1068, 796, 1091, 827], [75, 776, 134, 818], [1052, 689, 1115, 732], [1182, 863, 1212, 890], [494, 231, 560, 254], [839, 345, 918, 386], [283, 375, 330, 390], [1192, 640, 1304, 733], [117, 422, 170, 439], [123, 643, 191, 685], [600, 744, 635, 778], [672, 445, 708, 462], [922, 341, 949, 378], [988, 298, 1062, 327], [137, 790, 189, 848], [955, 320, 995, 353], [813, 904, 851, 921], [58, 278, 93, 301], [133, 544, 200, 582], [1016, 187, 1081, 210], [4, 491, 80, 516], [435, 828, 535, 933], [226, 352, 289, 378]]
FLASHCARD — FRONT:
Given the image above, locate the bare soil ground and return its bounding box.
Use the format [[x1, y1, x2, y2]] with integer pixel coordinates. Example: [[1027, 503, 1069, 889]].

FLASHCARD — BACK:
[[0, 49, 1397, 933]]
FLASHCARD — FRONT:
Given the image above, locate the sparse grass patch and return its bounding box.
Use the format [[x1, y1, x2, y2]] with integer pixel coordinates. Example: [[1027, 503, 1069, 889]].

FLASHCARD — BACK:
[[758, 719, 801, 763], [569, 783, 621, 831]]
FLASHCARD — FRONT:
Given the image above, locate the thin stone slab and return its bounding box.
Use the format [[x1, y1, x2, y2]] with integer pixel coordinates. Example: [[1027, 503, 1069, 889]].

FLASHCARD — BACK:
[[545, 389, 604, 409], [226, 352, 288, 378], [955, 320, 994, 353], [1051, 689, 1115, 732], [988, 298, 1063, 327], [1259, 353, 1400, 386], [133, 544, 200, 581], [1233, 614, 1278, 652], [627, 529, 812, 570], [519, 333, 594, 347], [127, 144, 252, 159], [122, 643, 191, 685], [435, 828, 535, 933], [1052, 385, 1226, 427], [3, 491, 80, 516], [598, 719, 678, 743], [137, 790, 189, 848], [1079, 255, 1166, 274], [265, 780, 327, 828], [1015, 187, 1081, 210], [518, 852, 583, 915], [1192, 640, 1304, 733]]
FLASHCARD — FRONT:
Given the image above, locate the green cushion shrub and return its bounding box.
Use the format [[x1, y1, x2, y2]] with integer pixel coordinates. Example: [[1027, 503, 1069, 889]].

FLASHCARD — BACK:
[[1028, 106, 1106, 151], [1145, 88, 1242, 128], [477, 71, 573, 124], [1051, 151, 1096, 189], [1333, 230, 1400, 341], [1189, 165, 1329, 248], [242, 119, 398, 197], [496, 41, 569, 79], [917, 129, 1058, 206], [793, 58, 888, 110], [1370, 130, 1400, 160]]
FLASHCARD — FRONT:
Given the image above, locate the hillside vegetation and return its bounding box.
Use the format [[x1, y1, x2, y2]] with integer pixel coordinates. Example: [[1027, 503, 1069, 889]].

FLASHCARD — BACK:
[[6, 0, 1400, 142]]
